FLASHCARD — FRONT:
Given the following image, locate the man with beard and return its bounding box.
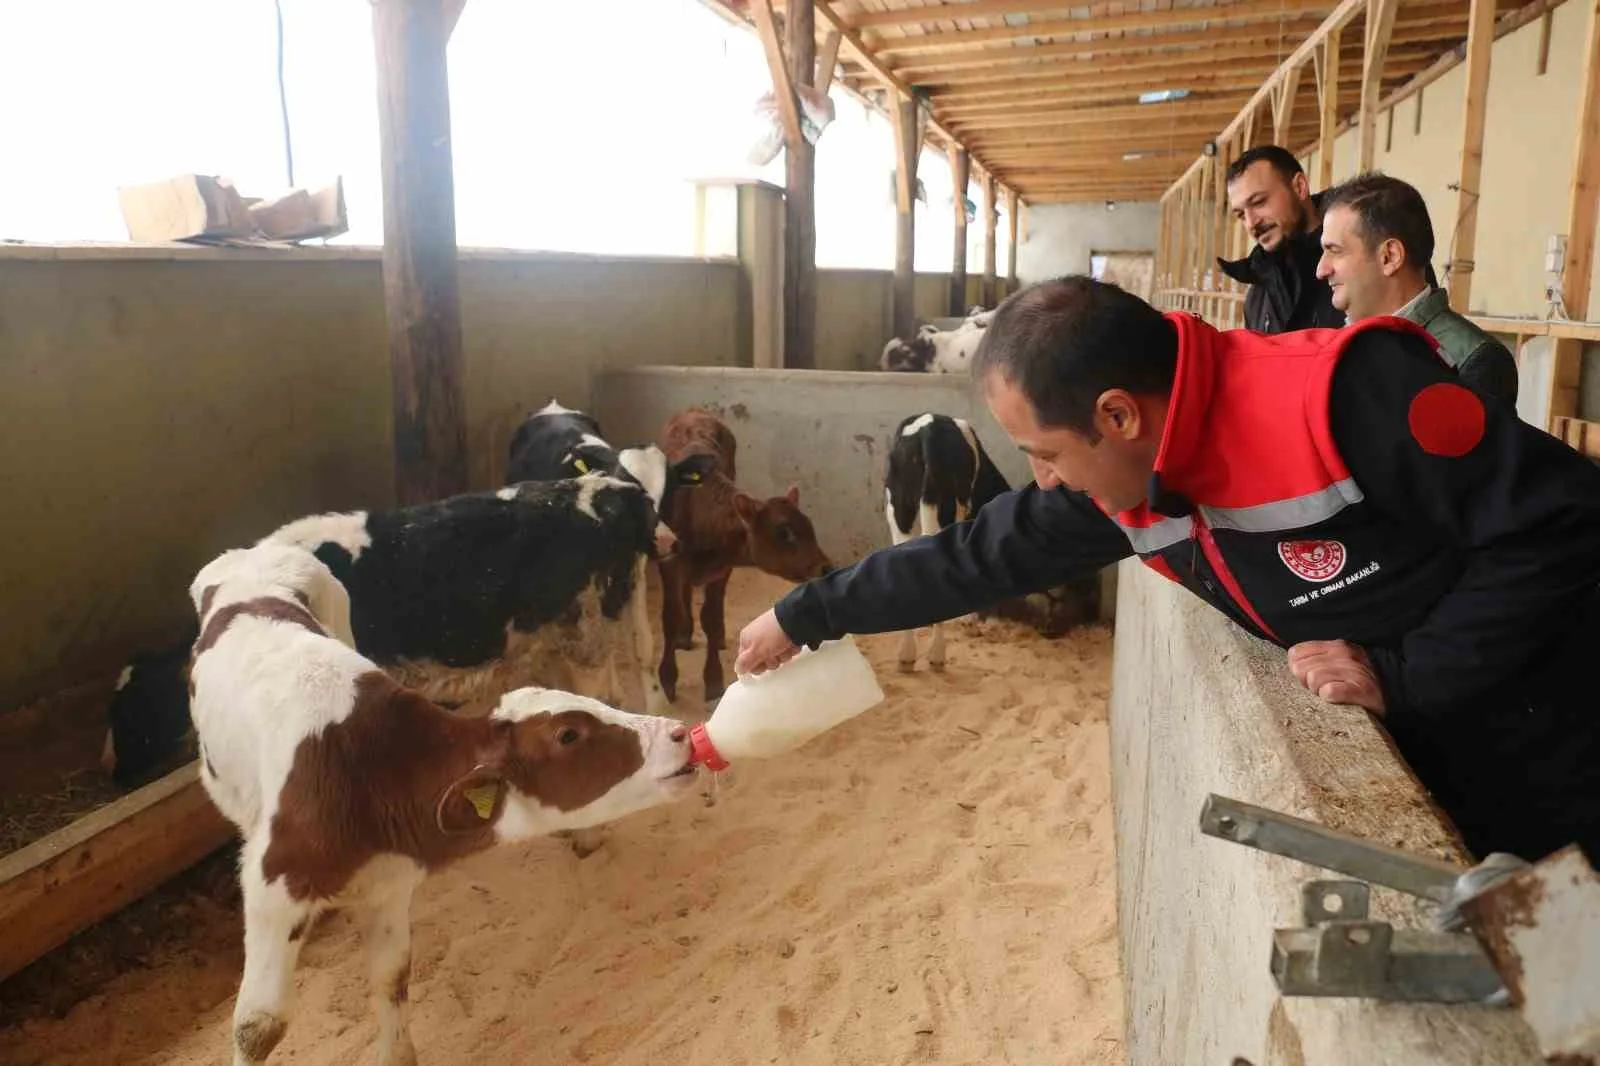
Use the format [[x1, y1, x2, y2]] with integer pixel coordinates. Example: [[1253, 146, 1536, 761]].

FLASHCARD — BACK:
[[1217, 146, 1346, 334]]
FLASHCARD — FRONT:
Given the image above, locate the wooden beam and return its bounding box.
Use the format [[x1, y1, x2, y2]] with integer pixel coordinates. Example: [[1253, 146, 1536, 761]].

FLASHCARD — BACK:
[[784, 0, 817, 369], [892, 94, 920, 340], [949, 99, 1241, 132], [913, 43, 1291, 89], [950, 146, 971, 314], [1273, 62, 1304, 144], [372, 0, 469, 506], [1447, 0, 1497, 311], [1006, 187, 1021, 286], [1211, 0, 1367, 149], [891, 20, 1327, 77], [1564, 0, 1600, 321], [982, 172, 998, 306], [1359, 0, 1402, 169], [817, 28, 842, 89], [1538, 7, 1554, 74], [1548, 0, 1600, 425], [0, 762, 234, 983], [751, 0, 805, 146], [1319, 25, 1343, 187], [870, 0, 1335, 52]]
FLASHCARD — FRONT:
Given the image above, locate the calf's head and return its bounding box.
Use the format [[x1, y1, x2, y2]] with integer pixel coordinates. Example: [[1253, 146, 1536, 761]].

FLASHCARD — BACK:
[[616, 446, 717, 555], [732, 486, 834, 582], [440, 687, 696, 838], [880, 335, 936, 373]]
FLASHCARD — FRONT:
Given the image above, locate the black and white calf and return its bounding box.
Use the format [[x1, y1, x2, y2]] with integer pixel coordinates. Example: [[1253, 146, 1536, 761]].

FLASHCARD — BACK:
[[878, 309, 993, 375], [505, 399, 717, 552], [885, 413, 1012, 670], [103, 475, 671, 789], [885, 412, 1100, 670]]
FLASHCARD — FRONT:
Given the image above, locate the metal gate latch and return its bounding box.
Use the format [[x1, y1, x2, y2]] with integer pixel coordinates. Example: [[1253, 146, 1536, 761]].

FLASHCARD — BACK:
[[1198, 793, 1600, 1061]]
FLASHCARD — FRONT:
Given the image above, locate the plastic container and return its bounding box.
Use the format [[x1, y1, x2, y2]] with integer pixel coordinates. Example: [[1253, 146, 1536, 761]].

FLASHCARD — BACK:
[[687, 636, 886, 770]]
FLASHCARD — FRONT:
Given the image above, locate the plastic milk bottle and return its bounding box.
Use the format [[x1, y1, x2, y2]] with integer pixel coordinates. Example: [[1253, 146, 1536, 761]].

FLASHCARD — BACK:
[[686, 636, 886, 770]]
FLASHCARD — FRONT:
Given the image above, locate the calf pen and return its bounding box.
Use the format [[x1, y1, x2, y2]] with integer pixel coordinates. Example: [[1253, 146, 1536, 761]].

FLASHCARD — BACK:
[[0, 365, 1567, 1065]]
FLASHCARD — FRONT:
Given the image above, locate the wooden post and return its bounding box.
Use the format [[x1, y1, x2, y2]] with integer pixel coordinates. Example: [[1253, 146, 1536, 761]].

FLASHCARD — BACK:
[[1006, 187, 1020, 290], [1358, 0, 1400, 170], [753, 0, 817, 369], [949, 146, 970, 313], [1317, 26, 1341, 187], [1447, 0, 1496, 311], [1272, 62, 1303, 145], [785, 0, 817, 369], [982, 171, 997, 306], [891, 94, 920, 341], [817, 28, 842, 89], [372, 0, 469, 506], [1549, 0, 1600, 423]]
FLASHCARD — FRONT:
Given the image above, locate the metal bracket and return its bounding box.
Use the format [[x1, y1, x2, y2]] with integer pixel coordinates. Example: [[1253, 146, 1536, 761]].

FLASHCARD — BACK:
[[1199, 794, 1505, 1004]]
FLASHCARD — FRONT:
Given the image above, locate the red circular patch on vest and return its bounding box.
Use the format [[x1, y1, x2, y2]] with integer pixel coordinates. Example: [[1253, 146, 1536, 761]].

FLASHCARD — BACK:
[[1407, 382, 1485, 458], [1278, 539, 1347, 583]]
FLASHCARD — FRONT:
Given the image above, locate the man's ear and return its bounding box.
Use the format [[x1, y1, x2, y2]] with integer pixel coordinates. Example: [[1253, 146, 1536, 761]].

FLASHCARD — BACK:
[[436, 766, 507, 834], [1291, 171, 1312, 203], [1094, 389, 1143, 441], [1378, 236, 1408, 277]]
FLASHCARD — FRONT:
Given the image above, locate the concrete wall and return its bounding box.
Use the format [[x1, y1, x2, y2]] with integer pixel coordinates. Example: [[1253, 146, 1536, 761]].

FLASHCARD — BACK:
[[1302, 0, 1600, 319], [594, 366, 1031, 564], [1017, 201, 1161, 285], [1111, 561, 1545, 1065], [0, 245, 742, 702]]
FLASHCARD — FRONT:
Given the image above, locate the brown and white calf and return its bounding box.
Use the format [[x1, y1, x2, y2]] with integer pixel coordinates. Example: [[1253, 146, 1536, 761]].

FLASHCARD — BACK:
[[886, 412, 1100, 670], [188, 542, 696, 1066], [656, 409, 834, 703]]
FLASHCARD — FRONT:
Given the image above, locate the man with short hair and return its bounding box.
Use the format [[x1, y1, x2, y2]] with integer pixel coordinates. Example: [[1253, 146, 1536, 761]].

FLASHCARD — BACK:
[[737, 276, 1600, 865], [1218, 145, 1344, 333], [1318, 171, 1518, 404]]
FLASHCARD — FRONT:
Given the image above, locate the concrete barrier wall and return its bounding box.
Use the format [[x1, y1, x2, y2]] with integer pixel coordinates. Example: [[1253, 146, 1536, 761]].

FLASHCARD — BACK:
[[1110, 561, 1544, 1065], [594, 366, 1031, 564]]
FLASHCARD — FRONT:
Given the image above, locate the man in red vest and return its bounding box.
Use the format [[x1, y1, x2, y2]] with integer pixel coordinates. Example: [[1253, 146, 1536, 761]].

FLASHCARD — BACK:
[[736, 276, 1600, 865]]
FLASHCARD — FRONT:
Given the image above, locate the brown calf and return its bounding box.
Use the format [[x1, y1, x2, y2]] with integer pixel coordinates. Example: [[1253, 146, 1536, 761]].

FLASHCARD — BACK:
[[656, 410, 833, 702]]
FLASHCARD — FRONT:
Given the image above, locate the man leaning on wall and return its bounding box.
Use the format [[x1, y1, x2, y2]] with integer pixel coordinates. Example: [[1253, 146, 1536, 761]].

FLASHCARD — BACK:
[[1316, 171, 1519, 405], [1217, 145, 1345, 334]]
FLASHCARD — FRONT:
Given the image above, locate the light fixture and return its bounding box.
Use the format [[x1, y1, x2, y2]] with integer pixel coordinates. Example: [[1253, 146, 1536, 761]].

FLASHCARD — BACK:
[[1122, 152, 1145, 161], [1105, 200, 1118, 212], [1138, 88, 1191, 104]]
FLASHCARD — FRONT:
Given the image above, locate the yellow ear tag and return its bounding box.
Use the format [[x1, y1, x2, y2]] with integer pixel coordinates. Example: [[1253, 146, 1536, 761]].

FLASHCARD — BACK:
[[573, 458, 590, 474], [683, 471, 701, 483], [462, 781, 501, 821]]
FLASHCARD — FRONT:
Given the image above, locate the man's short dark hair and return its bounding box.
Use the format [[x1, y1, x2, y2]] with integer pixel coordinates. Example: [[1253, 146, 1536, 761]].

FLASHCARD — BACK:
[[1320, 171, 1436, 275], [1225, 145, 1305, 186], [971, 276, 1177, 439]]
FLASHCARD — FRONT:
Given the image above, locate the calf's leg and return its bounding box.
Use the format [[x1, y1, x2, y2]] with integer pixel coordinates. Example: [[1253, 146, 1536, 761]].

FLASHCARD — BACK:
[[365, 880, 421, 1066], [658, 559, 686, 702], [919, 502, 948, 671], [701, 574, 730, 702], [886, 501, 920, 672], [231, 848, 313, 1066]]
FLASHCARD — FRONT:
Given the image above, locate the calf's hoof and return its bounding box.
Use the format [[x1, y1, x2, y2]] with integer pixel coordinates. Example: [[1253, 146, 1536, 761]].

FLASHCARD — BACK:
[[566, 827, 607, 859], [897, 660, 918, 674], [928, 660, 946, 673]]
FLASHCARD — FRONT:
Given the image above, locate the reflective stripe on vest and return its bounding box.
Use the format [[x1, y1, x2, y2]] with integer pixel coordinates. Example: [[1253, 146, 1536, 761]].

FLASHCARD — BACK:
[[1114, 479, 1363, 555]]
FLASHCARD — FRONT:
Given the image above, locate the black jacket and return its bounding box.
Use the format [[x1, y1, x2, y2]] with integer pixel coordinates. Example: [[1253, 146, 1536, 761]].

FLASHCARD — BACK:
[[777, 323, 1600, 862], [1217, 191, 1345, 333]]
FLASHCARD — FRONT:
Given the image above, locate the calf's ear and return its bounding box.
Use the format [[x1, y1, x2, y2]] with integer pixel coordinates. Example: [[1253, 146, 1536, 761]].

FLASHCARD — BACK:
[[732, 491, 761, 523], [784, 484, 800, 506], [436, 765, 507, 835]]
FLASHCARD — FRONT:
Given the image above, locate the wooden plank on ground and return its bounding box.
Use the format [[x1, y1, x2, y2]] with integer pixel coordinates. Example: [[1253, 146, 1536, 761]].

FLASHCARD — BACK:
[[0, 761, 234, 983]]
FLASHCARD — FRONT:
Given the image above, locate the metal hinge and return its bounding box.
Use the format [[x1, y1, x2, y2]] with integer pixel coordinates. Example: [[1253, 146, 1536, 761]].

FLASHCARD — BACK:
[[1199, 793, 1600, 1061]]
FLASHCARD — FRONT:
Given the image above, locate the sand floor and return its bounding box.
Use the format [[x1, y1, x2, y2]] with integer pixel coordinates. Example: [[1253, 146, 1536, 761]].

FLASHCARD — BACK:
[[0, 570, 1122, 1066]]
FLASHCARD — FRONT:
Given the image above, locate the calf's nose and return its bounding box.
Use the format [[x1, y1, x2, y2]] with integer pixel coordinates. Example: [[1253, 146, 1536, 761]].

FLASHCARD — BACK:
[[654, 524, 679, 558]]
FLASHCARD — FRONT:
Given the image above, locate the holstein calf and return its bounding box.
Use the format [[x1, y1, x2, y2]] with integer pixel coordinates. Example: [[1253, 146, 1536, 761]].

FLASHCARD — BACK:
[[886, 412, 1099, 670], [103, 475, 669, 789], [504, 398, 717, 554], [188, 542, 695, 1066], [878, 310, 991, 374], [657, 410, 834, 702]]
